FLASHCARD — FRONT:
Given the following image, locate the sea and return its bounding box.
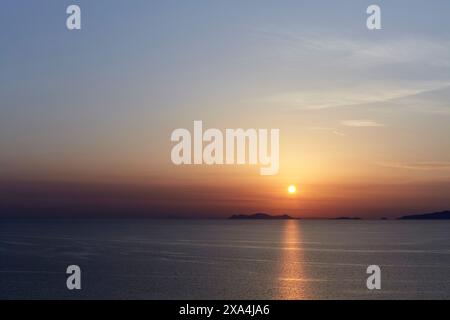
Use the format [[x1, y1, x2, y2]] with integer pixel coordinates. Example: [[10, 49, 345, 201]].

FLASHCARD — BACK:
[[1, 219, 449, 299]]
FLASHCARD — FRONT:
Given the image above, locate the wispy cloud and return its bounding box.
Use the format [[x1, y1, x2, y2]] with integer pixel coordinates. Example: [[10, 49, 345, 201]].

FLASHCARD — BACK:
[[257, 81, 450, 110], [377, 162, 450, 171], [332, 130, 346, 137], [308, 126, 347, 136], [256, 29, 450, 68], [341, 120, 384, 127], [252, 29, 450, 111]]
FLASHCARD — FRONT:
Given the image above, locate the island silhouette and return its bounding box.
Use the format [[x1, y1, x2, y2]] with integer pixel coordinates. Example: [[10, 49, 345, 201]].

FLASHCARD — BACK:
[[228, 210, 450, 220], [229, 213, 295, 220], [399, 210, 450, 220]]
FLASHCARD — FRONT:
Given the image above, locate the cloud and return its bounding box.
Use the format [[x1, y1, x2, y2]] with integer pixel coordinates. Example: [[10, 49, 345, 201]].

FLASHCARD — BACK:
[[376, 162, 450, 171], [257, 81, 450, 110], [332, 130, 346, 137], [256, 29, 450, 68], [338, 37, 450, 68], [308, 126, 347, 136], [252, 30, 450, 111], [341, 120, 384, 127]]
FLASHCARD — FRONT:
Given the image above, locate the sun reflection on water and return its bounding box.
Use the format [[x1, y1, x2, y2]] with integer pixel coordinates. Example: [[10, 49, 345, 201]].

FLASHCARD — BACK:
[[276, 219, 311, 299]]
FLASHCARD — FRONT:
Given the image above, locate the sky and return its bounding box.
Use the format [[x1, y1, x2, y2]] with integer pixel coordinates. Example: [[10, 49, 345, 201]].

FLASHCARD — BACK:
[[0, 0, 449, 218]]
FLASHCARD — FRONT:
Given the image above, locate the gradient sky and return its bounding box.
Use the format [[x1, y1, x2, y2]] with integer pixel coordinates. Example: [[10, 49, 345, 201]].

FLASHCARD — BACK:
[[1, 0, 449, 218]]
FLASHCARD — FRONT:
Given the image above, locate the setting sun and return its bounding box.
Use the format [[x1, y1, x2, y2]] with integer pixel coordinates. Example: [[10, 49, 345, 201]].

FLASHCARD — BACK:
[[288, 185, 297, 194]]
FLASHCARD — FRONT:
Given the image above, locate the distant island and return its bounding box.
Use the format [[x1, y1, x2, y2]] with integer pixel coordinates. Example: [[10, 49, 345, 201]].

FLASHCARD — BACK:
[[399, 210, 450, 220], [227, 211, 450, 220], [229, 213, 295, 220]]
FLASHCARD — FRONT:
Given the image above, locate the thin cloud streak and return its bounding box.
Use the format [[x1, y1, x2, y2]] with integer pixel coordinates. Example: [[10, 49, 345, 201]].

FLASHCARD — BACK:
[[341, 120, 384, 127], [256, 29, 450, 68], [257, 82, 450, 110], [308, 127, 347, 136], [377, 162, 450, 171]]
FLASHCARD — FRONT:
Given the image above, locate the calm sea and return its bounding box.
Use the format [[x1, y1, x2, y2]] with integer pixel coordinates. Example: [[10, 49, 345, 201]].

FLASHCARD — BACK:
[[1, 219, 449, 299]]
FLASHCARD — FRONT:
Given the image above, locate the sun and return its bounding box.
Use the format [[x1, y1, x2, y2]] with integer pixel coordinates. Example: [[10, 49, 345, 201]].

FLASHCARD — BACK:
[[287, 185, 297, 194]]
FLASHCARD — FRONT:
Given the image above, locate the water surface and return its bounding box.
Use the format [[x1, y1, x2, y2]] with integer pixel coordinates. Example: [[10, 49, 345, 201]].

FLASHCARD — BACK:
[[1, 219, 449, 299]]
